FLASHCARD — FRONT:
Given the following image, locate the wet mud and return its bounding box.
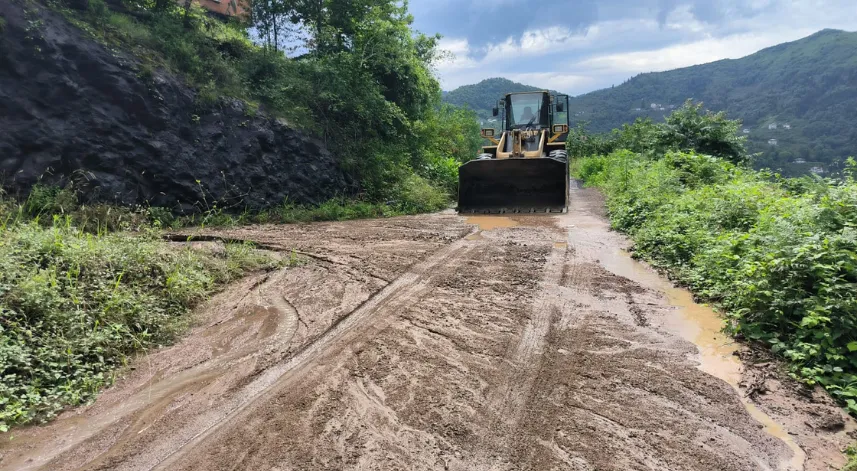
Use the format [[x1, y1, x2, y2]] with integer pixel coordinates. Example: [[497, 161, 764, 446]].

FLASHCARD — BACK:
[[1, 188, 853, 471]]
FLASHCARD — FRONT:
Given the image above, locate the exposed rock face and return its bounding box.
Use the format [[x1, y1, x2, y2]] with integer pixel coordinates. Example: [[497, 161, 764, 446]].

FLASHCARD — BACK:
[[0, 1, 347, 212]]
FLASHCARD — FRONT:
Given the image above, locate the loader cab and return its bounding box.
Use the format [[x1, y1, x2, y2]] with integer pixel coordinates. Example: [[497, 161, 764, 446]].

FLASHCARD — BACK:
[[505, 92, 550, 130], [490, 91, 569, 132]]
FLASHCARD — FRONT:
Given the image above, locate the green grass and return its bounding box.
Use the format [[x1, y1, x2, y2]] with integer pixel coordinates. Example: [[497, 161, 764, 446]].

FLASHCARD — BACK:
[[844, 445, 857, 471], [0, 176, 449, 432], [0, 190, 284, 432], [575, 151, 857, 415]]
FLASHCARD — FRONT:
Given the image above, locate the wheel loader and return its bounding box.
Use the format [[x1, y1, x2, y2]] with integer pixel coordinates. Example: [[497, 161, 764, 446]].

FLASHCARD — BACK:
[[457, 91, 570, 213]]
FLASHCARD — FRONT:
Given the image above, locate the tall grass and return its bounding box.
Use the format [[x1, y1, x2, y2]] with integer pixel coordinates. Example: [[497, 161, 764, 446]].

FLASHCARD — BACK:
[[576, 151, 857, 413], [0, 190, 281, 432]]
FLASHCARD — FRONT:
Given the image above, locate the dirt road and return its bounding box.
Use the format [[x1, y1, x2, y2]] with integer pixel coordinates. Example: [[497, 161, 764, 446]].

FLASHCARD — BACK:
[[2, 184, 854, 470]]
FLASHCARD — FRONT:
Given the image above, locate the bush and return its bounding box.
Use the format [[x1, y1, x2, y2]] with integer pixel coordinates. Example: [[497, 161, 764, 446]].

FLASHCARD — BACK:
[[577, 149, 857, 413], [0, 218, 280, 431], [86, 0, 109, 24], [567, 101, 748, 164]]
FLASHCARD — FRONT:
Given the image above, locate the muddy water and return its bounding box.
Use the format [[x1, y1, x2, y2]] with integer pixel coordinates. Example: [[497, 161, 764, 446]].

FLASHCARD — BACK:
[[466, 210, 806, 469], [464, 216, 519, 231], [465, 216, 519, 240], [597, 247, 807, 470]]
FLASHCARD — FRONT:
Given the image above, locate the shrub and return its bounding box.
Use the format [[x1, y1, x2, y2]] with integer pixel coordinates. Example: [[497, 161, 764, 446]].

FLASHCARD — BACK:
[[0, 219, 279, 431], [86, 0, 109, 25], [568, 101, 748, 164], [577, 149, 857, 413]]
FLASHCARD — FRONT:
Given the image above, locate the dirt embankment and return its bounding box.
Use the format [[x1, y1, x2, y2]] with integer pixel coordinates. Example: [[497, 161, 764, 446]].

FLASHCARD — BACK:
[[0, 0, 346, 211], [1, 187, 853, 471]]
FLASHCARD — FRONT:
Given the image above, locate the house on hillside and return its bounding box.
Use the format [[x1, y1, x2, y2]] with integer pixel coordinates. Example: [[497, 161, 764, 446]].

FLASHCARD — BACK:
[[768, 139, 778, 145], [810, 166, 824, 175], [650, 103, 658, 109], [768, 123, 778, 130], [783, 123, 792, 129], [742, 129, 750, 134], [794, 158, 807, 164]]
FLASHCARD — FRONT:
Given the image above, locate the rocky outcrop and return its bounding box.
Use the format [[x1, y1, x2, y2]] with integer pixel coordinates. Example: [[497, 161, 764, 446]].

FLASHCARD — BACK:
[[0, 1, 347, 212]]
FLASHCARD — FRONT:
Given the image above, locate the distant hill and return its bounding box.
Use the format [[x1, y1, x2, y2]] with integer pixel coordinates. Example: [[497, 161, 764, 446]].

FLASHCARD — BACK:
[[444, 30, 857, 175], [442, 78, 551, 124]]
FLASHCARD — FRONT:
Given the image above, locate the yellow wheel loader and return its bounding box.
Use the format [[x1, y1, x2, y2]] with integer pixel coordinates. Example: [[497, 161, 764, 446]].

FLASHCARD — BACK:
[[458, 91, 570, 213]]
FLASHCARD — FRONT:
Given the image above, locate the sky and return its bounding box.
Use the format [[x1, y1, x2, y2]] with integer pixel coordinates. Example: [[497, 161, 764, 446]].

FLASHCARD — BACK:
[[407, 0, 857, 95]]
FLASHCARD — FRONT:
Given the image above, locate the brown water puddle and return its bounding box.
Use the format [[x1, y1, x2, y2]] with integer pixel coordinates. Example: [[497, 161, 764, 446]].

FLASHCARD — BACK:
[[465, 216, 519, 231], [464, 216, 520, 242], [598, 248, 807, 470]]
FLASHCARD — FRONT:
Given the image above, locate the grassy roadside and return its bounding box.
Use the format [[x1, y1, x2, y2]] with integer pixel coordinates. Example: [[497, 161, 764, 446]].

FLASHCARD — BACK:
[[0, 192, 285, 432], [0, 181, 449, 432], [19, 178, 450, 233], [573, 151, 857, 415]]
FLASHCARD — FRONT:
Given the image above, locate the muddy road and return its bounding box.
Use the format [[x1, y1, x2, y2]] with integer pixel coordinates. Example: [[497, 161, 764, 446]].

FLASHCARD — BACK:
[[2, 184, 854, 471]]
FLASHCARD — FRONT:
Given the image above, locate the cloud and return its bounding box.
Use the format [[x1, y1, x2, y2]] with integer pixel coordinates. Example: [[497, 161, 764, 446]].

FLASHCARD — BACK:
[[435, 37, 477, 73], [576, 30, 807, 74], [506, 73, 596, 93], [422, 0, 857, 94]]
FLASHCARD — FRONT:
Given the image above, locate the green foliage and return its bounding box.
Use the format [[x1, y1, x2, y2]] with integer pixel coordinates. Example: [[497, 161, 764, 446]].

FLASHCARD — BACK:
[[65, 0, 478, 210], [0, 212, 279, 431], [567, 102, 748, 163], [566, 29, 857, 175], [577, 146, 857, 414], [660, 101, 747, 164], [566, 122, 620, 159], [86, 0, 108, 24], [442, 77, 554, 123], [844, 444, 857, 471]]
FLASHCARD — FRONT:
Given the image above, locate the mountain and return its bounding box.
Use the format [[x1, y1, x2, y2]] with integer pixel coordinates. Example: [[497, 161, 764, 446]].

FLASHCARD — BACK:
[[444, 30, 857, 175], [442, 78, 549, 123]]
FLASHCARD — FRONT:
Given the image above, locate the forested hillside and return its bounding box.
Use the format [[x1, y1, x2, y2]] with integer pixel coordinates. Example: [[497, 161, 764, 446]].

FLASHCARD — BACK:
[[442, 77, 548, 123], [444, 30, 857, 176], [570, 29, 857, 175]]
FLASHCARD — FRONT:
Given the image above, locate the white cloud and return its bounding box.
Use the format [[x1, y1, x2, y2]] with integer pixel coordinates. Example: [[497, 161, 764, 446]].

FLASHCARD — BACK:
[[433, 0, 857, 94], [576, 30, 803, 74], [435, 37, 477, 73], [506, 73, 596, 93]]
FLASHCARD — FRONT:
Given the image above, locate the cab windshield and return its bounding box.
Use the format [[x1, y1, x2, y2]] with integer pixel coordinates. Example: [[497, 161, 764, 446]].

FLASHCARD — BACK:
[[507, 94, 546, 129]]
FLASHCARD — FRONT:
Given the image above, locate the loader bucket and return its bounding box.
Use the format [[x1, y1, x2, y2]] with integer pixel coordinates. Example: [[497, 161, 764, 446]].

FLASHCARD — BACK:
[[457, 157, 568, 213]]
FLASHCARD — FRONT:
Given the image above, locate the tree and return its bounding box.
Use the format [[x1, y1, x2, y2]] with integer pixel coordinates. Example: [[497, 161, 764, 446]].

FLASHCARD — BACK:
[[660, 100, 747, 164]]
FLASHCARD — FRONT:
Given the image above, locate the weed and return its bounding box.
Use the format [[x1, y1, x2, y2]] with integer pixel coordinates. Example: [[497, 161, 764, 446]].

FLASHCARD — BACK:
[[0, 216, 279, 431], [577, 149, 857, 414], [844, 444, 857, 471], [86, 0, 108, 25]]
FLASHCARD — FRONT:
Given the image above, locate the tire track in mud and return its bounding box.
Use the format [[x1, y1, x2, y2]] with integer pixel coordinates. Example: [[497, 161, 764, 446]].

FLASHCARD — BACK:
[[486, 241, 567, 431], [148, 236, 478, 471], [0, 270, 300, 471]]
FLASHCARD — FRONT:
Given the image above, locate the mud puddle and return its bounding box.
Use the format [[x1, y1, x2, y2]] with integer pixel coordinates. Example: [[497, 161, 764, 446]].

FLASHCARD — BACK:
[[464, 216, 519, 231], [465, 216, 520, 241], [597, 248, 806, 470]]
